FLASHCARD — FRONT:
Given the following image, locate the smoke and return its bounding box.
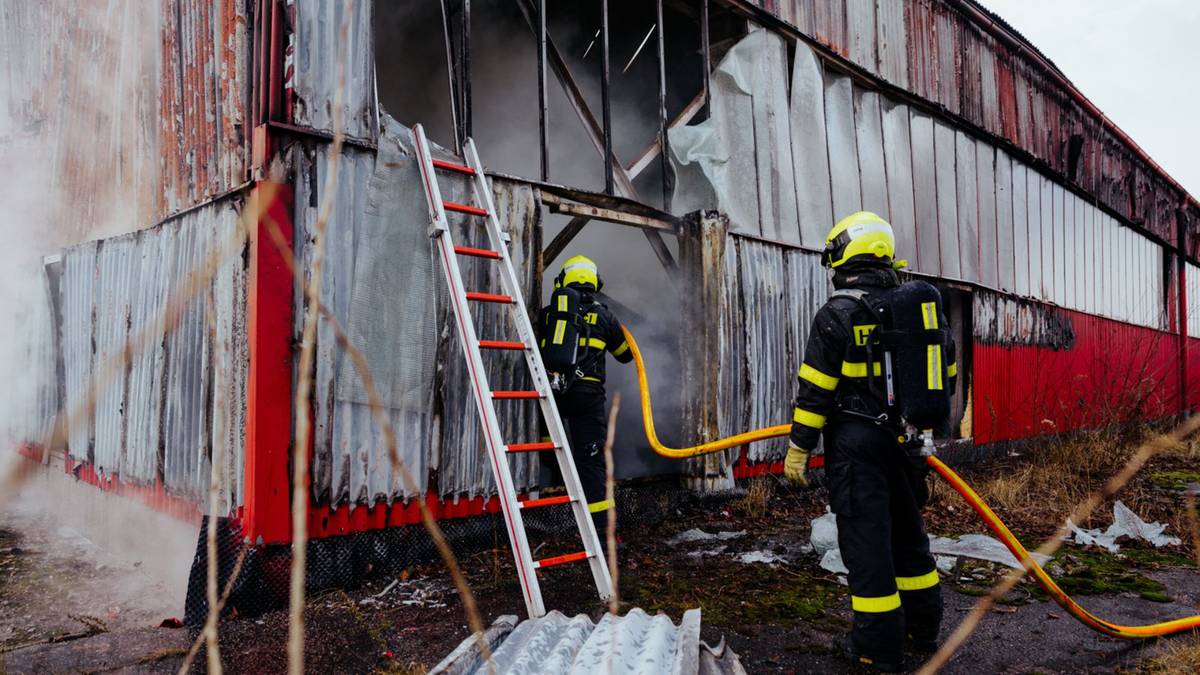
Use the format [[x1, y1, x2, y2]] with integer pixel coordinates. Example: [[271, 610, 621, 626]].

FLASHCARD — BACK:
[[0, 1, 192, 609], [375, 0, 701, 477]]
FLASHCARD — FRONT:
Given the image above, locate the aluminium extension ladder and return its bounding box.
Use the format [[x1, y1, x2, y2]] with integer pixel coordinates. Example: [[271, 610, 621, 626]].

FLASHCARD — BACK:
[[413, 124, 613, 618]]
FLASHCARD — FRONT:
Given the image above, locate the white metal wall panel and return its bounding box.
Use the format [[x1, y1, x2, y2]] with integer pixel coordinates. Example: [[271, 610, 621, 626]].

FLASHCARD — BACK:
[[881, 99, 917, 262], [1189, 264, 1200, 337], [1064, 190, 1075, 310], [977, 140, 998, 289], [847, 0, 877, 73], [910, 110, 940, 276], [749, 28, 801, 244], [995, 149, 1015, 293], [934, 121, 960, 279], [790, 41, 834, 248], [1053, 185, 1065, 306], [1083, 202, 1095, 315], [954, 130, 979, 283], [1026, 167, 1042, 300], [1040, 176, 1054, 301], [854, 88, 890, 215], [1012, 161, 1029, 297], [825, 74, 863, 220]]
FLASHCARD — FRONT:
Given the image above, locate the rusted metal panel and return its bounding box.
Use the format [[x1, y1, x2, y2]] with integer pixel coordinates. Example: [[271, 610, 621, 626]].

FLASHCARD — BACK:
[[933, 121, 960, 279], [880, 99, 917, 262], [853, 88, 889, 215], [160, 0, 249, 214], [904, 0, 938, 103], [995, 47, 1019, 144], [977, 34, 1001, 136], [813, 0, 848, 56], [976, 140, 998, 289], [958, 25, 984, 128], [292, 0, 377, 140], [1010, 159, 1029, 297], [58, 199, 247, 510], [824, 74, 862, 219], [934, 4, 960, 116], [954, 130, 979, 283], [846, 0, 877, 74], [909, 109, 940, 276], [1013, 65, 1033, 155], [790, 40, 834, 248], [875, 0, 908, 89]]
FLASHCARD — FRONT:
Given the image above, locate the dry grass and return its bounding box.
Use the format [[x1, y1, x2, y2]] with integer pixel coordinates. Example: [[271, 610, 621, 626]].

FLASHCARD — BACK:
[[732, 476, 775, 520], [1142, 635, 1200, 674]]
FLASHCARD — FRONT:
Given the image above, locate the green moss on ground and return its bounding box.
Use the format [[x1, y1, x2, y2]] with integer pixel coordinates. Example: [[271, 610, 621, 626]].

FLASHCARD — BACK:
[[1147, 470, 1200, 491], [623, 560, 847, 632], [1042, 549, 1173, 603]]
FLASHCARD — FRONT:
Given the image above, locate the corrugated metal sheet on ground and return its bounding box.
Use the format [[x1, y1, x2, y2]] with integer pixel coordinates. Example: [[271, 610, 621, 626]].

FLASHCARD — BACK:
[[461, 609, 702, 675], [58, 199, 247, 511], [298, 117, 539, 508]]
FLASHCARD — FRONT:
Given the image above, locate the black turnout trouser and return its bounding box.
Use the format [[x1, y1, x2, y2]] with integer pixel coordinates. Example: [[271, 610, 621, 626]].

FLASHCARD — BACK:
[[542, 381, 613, 534], [825, 421, 942, 662]]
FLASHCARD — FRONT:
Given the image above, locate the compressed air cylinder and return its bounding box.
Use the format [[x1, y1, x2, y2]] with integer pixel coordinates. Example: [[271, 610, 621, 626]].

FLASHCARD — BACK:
[[886, 280, 952, 429]]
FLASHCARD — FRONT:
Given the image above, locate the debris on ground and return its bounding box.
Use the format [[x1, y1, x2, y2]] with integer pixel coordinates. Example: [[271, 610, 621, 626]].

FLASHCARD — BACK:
[[667, 529, 746, 546], [1068, 500, 1182, 552]]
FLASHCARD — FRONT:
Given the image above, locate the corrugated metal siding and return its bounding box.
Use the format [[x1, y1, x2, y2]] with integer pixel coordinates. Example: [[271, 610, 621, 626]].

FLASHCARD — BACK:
[[292, 0, 377, 140], [974, 291, 1179, 444], [719, 236, 826, 465], [298, 122, 540, 508], [159, 0, 249, 213], [740, 0, 1198, 257], [789, 40, 833, 249], [58, 199, 247, 510]]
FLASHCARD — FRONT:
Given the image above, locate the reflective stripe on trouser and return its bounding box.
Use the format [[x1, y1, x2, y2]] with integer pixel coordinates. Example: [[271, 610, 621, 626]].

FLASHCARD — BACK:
[[826, 422, 943, 662], [536, 381, 614, 537]]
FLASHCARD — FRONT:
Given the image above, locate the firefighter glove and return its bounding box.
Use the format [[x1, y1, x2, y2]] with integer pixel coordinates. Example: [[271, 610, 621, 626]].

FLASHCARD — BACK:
[[784, 444, 809, 486]]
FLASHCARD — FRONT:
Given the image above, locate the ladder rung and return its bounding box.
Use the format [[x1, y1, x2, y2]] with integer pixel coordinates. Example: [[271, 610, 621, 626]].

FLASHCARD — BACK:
[[444, 201, 489, 217], [454, 245, 501, 259], [432, 159, 476, 176], [466, 291, 514, 304], [507, 442, 557, 453], [535, 551, 590, 569], [479, 340, 527, 351], [519, 495, 572, 510], [493, 390, 542, 400]]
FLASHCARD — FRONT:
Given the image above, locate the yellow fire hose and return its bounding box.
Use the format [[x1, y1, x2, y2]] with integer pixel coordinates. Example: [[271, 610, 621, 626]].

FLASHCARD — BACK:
[[622, 326, 1200, 638]]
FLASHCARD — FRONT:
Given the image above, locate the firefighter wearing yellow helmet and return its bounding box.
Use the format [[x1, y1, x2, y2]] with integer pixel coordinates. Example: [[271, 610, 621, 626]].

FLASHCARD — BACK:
[[788, 212, 956, 671], [536, 255, 632, 543]]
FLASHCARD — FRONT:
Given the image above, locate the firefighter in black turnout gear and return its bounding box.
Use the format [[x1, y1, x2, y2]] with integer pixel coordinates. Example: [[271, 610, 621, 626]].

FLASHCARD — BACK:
[[787, 212, 958, 672], [537, 255, 633, 535]]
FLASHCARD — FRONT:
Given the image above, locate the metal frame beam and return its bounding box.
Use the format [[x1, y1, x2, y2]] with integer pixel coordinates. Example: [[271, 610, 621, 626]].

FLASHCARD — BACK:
[[514, 0, 677, 271]]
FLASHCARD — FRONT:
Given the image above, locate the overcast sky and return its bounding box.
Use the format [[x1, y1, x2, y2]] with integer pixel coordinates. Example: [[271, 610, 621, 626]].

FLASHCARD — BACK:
[[981, 0, 1200, 198]]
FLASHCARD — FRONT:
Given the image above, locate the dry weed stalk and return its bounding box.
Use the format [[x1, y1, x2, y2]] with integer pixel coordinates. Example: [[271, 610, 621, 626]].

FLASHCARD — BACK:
[[204, 291, 225, 675], [603, 393, 621, 617], [287, 3, 353, 673], [176, 545, 251, 675], [1186, 489, 1200, 569], [918, 417, 1200, 674]]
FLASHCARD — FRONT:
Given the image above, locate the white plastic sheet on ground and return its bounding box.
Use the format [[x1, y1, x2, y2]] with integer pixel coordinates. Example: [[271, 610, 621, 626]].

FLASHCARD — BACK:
[[667, 529, 746, 546], [1067, 500, 1182, 552]]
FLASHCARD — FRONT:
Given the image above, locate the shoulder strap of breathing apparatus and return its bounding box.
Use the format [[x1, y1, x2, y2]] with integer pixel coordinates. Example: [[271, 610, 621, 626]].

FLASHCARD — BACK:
[[831, 281, 952, 442]]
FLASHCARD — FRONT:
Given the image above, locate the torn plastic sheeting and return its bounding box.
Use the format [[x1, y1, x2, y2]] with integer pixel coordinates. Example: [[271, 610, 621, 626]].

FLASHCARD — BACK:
[[1068, 500, 1182, 552], [737, 550, 787, 565], [809, 509, 838, 556], [928, 534, 1050, 570]]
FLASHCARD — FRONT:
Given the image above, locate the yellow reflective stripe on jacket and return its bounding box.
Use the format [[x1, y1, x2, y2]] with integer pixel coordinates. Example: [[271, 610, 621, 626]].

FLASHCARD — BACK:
[[612, 341, 630, 356], [588, 499, 614, 513], [921, 301, 944, 391], [896, 569, 940, 591], [580, 376, 602, 383], [851, 592, 901, 613], [799, 363, 839, 391], [579, 337, 606, 350], [841, 361, 882, 378], [947, 362, 958, 378], [792, 408, 826, 429]]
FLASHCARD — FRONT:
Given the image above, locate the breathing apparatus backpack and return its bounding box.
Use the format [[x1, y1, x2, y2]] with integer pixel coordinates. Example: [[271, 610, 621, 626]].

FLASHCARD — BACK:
[[542, 286, 597, 393], [834, 280, 952, 439]]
